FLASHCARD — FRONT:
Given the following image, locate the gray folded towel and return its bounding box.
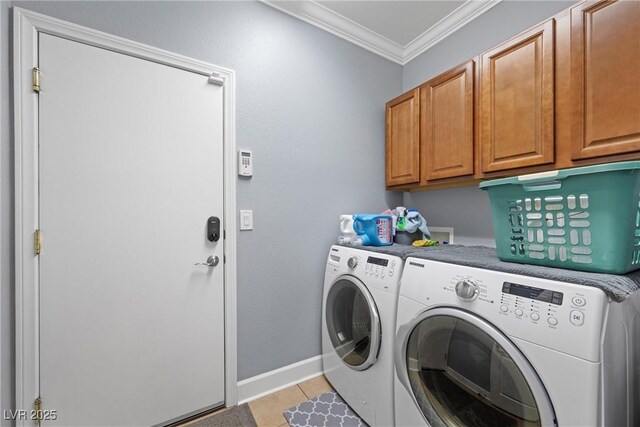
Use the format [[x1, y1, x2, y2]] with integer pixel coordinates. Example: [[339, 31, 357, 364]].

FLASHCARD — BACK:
[[341, 243, 640, 302]]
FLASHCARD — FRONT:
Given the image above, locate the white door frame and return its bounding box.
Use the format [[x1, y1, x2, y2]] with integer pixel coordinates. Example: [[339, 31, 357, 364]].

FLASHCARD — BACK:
[[13, 7, 238, 422]]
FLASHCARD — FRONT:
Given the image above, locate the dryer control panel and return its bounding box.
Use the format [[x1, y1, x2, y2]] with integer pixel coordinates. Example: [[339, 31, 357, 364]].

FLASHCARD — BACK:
[[326, 246, 402, 293], [364, 255, 398, 280], [400, 257, 608, 362]]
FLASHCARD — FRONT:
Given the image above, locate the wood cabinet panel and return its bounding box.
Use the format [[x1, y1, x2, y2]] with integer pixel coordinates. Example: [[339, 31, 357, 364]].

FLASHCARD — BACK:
[[385, 1, 640, 191], [421, 61, 475, 181], [386, 88, 420, 186], [570, 0, 640, 160], [480, 20, 555, 173]]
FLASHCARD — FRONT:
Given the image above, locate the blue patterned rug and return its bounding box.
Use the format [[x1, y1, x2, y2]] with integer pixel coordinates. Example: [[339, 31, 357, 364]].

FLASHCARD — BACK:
[[283, 391, 368, 427]]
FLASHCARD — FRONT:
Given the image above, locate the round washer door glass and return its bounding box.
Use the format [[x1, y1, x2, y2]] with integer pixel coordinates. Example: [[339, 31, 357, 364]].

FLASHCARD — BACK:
[[326, 277, 380, 370], [405, 313, 551, 427]]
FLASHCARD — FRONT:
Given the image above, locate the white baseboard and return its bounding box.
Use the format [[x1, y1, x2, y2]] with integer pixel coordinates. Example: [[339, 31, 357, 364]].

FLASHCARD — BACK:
[[237, 355, 323, 404]]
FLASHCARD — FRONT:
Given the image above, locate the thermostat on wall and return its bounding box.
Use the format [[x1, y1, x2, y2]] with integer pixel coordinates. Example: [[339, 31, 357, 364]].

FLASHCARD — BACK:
[[238, 150, 252, 176]]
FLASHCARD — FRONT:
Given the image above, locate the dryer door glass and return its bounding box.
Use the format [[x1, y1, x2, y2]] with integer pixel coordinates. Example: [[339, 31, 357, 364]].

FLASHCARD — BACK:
[[326, 278, 381, 370], [405, 313, 548, 427]]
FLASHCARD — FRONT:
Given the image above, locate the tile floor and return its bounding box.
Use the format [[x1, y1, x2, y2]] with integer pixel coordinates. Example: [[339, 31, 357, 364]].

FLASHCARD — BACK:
[[183, 375, 334, 427]]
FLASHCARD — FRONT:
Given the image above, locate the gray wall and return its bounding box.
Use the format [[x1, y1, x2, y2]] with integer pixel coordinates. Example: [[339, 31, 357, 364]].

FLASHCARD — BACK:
[[401, 1, 577, 246], [0, 0, 402, 416], [405, 188, 496, 246]]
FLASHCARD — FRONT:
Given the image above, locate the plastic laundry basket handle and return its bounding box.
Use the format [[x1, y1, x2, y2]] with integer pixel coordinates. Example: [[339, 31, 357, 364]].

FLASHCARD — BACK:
[[522, 181, 562, 192]]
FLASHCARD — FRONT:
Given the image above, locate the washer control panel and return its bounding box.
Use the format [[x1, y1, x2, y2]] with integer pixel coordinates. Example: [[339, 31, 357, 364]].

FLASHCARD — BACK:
[[400, 258, 608, 362], [499, 281, 590, 328]]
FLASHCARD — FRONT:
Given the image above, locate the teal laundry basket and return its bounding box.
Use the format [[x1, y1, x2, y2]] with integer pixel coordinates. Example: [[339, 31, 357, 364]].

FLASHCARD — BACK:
[[479, 161, 640, 274]]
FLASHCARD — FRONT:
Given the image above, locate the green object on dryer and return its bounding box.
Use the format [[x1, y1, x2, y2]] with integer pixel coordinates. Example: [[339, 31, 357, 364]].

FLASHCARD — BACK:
[[479, 161, 640, 274]]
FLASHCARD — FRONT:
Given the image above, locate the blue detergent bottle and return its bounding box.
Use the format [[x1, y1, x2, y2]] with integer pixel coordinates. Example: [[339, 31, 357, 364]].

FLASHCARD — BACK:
[[352, 214, 393, 246]]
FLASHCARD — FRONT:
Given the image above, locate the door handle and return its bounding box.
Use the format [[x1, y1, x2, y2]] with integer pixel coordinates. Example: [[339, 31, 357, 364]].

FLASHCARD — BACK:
[[195, 255, 219, 267]]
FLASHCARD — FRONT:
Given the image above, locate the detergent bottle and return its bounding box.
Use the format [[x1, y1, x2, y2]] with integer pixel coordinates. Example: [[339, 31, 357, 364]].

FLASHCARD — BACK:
[[337, 215, 363, 246], [352, 214, 393, 246]]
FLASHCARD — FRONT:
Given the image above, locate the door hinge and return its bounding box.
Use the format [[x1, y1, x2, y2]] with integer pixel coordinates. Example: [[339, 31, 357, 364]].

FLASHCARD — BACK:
[[223, 229, 226, 240], [34, 229, 42, 255], [34, 397, 42, 423], [32, 67, 41, 93]]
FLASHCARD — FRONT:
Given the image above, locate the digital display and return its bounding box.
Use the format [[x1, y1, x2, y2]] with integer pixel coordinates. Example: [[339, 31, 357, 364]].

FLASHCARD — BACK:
[[502, 282, 563, 305], [367, 256, 389, 267]]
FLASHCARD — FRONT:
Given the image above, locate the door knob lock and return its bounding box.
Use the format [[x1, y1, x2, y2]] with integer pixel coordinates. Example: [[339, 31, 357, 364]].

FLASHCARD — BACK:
[[207, 216, 221, 242], [195, 255, 219, 267]]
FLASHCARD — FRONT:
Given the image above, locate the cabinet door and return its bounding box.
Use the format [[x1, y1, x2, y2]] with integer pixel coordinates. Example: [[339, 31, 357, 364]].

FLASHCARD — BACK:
[[480, 20, 554, 173], [570, 1, 640, 160], [421, 61, 475, 181], [386, 88, 420, 186]]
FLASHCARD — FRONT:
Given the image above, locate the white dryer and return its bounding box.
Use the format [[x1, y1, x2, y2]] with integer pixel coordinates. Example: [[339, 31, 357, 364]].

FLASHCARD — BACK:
[[322, 245, 404, 427], [394, 258, 640, 427]]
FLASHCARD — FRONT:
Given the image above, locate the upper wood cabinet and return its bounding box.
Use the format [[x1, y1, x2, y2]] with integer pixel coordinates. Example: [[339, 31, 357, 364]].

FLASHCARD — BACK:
[[569, 0, 640, 160], [384, 1, 640, 191], [421, 60, 475, 182], [386, 88, 420, 186], [480, 20, 555, 173]]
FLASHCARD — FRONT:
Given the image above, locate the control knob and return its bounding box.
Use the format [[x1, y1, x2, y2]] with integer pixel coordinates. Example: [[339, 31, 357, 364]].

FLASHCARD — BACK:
[[347, 257, 358, 269], [455, 280, 479, 301]]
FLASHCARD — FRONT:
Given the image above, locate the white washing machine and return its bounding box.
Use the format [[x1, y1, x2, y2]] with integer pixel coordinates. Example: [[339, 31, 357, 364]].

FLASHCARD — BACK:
[[322, 245, 404, 427], [394, 258, 640, 427]]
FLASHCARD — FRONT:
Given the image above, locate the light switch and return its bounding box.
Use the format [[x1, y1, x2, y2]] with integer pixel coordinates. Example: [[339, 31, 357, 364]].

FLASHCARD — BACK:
[[240, 210, 253, 230]]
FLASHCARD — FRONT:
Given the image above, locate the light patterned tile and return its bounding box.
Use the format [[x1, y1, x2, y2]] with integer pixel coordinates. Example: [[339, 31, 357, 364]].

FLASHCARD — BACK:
[[248, 385, 308, 427], [298, 375, 333, 399]]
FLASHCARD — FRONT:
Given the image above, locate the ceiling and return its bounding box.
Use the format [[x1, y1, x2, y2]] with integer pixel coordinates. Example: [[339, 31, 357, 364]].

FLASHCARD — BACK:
[[316, 1, 465, 46], [262, 0, 501, 64]]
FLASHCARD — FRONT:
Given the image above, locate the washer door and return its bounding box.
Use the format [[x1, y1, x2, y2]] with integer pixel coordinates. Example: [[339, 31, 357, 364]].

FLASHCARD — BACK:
[[325, 276, 381, 371], [396, 308, 556, 427]]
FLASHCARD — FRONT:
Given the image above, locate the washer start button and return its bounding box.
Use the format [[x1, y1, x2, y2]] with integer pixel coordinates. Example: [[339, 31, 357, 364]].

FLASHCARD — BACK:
[[570, 310, 585, 326]]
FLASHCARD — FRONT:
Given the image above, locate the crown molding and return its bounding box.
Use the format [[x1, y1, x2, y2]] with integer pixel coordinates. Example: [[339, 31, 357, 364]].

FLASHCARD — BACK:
[[261, 0, 404, 63], [261, 0, 502, 66], [403, 0, 502, 64]]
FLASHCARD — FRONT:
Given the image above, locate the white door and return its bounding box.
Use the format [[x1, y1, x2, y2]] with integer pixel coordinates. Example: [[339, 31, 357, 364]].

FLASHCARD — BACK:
[[38, 33, 225, 426]]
